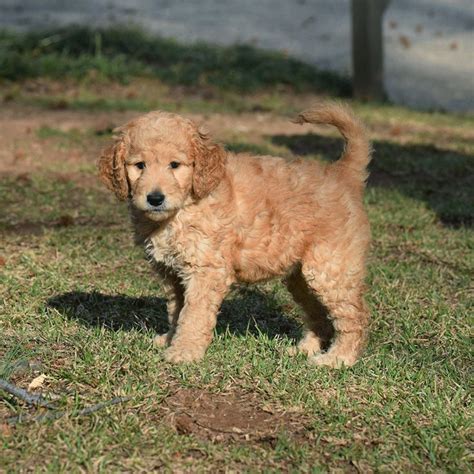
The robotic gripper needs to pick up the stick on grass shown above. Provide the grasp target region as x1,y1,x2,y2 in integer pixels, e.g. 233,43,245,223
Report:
0,378,54,408
4,396,132,425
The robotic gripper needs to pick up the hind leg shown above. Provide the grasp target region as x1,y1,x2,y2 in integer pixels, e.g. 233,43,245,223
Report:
285,266,334,356
301,247,369,368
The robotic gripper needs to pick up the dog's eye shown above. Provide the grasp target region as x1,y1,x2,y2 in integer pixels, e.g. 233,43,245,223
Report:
169,161,181,169
135,162,146,170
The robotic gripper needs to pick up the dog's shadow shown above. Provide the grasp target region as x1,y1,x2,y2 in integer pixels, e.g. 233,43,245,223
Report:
47,287,301,341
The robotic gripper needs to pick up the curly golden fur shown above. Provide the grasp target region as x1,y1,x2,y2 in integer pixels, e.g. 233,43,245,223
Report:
98,102,372,367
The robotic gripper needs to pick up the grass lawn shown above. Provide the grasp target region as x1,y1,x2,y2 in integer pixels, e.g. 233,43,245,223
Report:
0,28,473,472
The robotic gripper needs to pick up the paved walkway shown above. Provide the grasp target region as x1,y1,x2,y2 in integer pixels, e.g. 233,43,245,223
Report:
1,0,473,112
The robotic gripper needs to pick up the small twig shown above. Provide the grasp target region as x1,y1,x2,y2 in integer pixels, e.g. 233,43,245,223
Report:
0,378,55,408
5,396,132,425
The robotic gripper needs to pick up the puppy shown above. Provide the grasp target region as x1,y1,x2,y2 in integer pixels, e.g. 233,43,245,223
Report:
98,102,371,367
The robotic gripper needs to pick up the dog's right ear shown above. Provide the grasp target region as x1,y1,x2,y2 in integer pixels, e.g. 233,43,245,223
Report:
98,137,129,201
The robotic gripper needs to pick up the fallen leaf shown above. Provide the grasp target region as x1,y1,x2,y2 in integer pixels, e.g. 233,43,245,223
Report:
399,35,411,49
28,374,47,390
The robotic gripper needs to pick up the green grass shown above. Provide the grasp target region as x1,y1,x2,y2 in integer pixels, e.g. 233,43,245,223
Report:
0,26,351,96
0,67,473,471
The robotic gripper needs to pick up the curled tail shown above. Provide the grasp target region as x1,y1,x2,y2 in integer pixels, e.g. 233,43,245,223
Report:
294,102,371,183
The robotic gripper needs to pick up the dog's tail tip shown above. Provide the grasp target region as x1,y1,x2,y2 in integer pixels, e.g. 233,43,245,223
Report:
294,101,362,132
293,101,371,177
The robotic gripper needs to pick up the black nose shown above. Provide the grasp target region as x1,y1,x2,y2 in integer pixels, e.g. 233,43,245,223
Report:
147,192,165,207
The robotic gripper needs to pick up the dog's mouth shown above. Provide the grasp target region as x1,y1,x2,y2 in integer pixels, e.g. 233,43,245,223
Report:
147,205,166,213
144,205,176,221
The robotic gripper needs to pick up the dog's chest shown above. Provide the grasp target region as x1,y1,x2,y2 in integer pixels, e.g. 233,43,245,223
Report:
144,225,184,271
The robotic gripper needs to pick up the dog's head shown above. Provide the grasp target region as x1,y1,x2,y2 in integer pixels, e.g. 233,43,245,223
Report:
98,111,226,221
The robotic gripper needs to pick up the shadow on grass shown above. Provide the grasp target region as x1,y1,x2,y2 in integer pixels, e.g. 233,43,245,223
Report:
47,287,301,341
271,133,474,228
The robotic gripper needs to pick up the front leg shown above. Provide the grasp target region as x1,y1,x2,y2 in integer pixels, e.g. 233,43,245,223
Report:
164,269,230,363
153,274,184,348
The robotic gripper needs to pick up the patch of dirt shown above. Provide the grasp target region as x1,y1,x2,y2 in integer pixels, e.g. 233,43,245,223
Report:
0,106,129,176
160,388,312,444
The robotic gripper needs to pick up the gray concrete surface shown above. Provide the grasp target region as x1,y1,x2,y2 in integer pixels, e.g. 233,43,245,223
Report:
1,0,473,112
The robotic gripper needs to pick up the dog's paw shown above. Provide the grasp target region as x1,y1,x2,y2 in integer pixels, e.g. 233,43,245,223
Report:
288,334,323,357
308,352,356,368
286,346,300,356
164,345,206,363
153,333,170,348
288,344,322,357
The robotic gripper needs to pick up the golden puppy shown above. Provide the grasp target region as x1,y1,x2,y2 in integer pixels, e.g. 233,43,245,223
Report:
98,102,371,367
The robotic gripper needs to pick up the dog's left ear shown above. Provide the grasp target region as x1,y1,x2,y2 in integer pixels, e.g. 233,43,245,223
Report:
192,130,226,200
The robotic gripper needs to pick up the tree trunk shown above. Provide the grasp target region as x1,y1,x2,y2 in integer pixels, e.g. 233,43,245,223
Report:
352,0,390,101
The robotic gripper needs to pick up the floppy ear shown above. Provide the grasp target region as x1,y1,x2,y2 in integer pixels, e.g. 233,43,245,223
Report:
98,137,129,201
192,131,226,200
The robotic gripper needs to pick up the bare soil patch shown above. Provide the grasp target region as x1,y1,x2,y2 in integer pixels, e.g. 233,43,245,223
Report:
161,388,312,444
